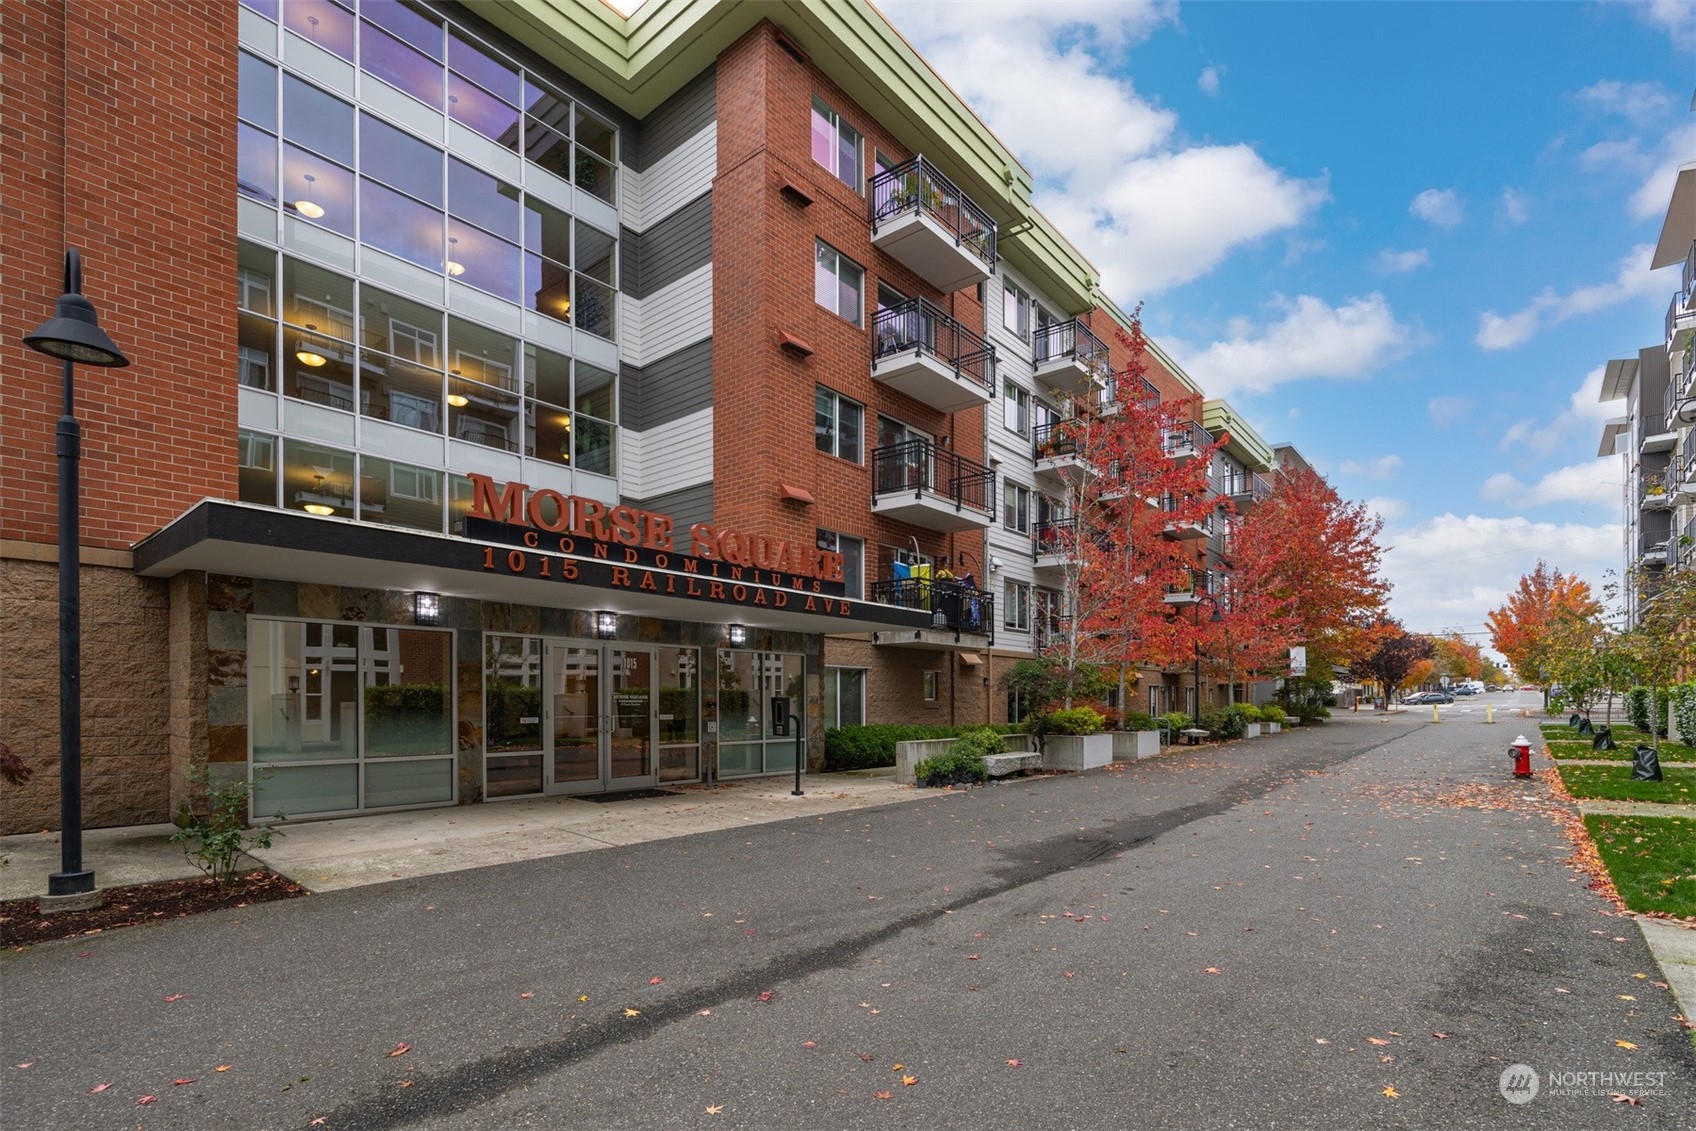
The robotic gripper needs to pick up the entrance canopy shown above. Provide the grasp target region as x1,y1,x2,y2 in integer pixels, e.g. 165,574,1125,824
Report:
135,501,934,637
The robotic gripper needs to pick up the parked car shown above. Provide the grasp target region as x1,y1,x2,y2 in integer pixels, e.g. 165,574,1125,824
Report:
1402,691,1454,704
1452,686,1476,696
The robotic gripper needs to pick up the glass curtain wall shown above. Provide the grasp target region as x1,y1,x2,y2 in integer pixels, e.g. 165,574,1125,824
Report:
717,651,804,777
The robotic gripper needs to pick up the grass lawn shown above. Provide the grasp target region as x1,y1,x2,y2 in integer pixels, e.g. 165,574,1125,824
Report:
1545,736,1696,763
1557,763,1696,805
1582,814,1696,919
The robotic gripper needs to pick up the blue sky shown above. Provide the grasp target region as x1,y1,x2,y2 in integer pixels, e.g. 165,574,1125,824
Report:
878,0,1695,651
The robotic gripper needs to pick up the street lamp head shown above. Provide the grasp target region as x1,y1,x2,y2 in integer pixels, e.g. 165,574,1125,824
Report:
1677,398,1696,426
24,249,129,367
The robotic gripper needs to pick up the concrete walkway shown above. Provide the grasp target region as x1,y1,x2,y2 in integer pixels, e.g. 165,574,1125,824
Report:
1572,798,1696,819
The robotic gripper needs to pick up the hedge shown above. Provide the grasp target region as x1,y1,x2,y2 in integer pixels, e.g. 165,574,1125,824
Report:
824,723,1025,771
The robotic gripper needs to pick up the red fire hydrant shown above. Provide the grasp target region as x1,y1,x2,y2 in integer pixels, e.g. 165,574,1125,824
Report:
1511,735,1533,779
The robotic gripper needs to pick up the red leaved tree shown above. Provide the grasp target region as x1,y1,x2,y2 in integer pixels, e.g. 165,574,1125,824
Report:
1486,561,1603,693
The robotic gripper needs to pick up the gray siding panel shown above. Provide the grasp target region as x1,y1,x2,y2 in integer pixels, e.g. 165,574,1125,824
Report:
620,337,713,431
626,65,716,174
621,192,712,299
636,481,712,528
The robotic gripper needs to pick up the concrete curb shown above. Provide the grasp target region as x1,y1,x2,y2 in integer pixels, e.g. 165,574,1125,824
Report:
1636,917,1696,1028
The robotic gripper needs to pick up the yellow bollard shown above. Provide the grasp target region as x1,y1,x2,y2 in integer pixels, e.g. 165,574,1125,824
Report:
1485,704,1495,724
1432,704,1441,723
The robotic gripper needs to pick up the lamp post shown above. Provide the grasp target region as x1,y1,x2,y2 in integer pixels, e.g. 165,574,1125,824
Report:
23,248,131,902
1191,595,1223,731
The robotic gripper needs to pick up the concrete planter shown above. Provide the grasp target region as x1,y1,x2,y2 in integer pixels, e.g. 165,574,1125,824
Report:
1265,722,1281,734
1111,730,1161,761
1242,722,1262,738
1042,733,1113,771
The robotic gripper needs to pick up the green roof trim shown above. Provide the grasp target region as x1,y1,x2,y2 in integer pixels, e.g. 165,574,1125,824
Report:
1202,400,1274,471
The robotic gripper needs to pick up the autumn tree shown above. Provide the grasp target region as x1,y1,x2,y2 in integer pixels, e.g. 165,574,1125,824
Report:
1614,562,1696,746
1356,618,1435,704
1486,561,1603,699
1430,632,1484,684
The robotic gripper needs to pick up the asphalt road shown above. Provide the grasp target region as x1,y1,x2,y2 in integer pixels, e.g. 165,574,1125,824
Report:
4,704,1693,1130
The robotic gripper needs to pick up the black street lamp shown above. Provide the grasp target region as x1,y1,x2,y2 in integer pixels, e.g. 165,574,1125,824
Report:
24,248,130,902
1191,595,1223,730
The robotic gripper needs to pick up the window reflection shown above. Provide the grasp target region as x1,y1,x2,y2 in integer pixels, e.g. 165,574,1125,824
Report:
358,454,443,532
447,220,519,302
283,0,355,60
361,113,442,206
284,438,355,518
283,74,354,166
360,176,444,270
282,145,354,235
238,122,279,206
361,19,443,105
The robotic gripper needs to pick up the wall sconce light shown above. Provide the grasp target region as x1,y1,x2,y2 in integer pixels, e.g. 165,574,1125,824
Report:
287,674,300,693
727,623,748,648
595,610,618,639
414,592,441,625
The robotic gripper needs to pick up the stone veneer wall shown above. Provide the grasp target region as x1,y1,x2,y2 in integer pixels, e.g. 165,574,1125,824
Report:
0,560,172,835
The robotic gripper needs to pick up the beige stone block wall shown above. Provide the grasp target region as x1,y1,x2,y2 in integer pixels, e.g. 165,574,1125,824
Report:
0,559,172,834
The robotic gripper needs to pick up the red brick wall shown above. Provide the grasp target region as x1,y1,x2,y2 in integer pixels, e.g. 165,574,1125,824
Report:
1,0,238,552
711,22,988,586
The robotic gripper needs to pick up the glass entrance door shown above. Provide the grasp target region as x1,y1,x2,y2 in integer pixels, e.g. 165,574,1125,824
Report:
545,642,656,794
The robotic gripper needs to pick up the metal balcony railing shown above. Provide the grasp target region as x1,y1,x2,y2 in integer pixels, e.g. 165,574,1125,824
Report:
1667,290,1696,344
1163,421,1214,458
1033,420,1083,460
1033,516,1075,556
1165,566,1214,602
868,576,995,640
1032,319,1111,383
868,155,997,268
872,297,996,390
871,439,995,517
1640,469,1671,508
1683,239,1696,305
1219,470,1272,503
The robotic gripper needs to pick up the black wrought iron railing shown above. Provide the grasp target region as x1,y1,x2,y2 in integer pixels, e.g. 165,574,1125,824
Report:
1032,517,1075,557
1165,567,1213,601
1163,421,1214,458
871,439,995,517
1032,420,1082,461
872,298,995,390
868,576,995,640
1032,319,1111,384
1219,470,1272,503
1666,290,1695,344
868,155,997,268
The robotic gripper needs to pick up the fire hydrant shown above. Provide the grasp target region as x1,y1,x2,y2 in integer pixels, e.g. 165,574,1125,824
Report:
1511,735,1533,779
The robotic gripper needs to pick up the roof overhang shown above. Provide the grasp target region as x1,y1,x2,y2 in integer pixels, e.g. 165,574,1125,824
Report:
1201,399,1275,471
134,501,933,636
1598,417,1629,458
1651,164,1695,270
1600,357,1638,401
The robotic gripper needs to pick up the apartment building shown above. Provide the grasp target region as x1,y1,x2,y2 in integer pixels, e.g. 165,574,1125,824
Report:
1599,155,1696,622
2,0,1272,833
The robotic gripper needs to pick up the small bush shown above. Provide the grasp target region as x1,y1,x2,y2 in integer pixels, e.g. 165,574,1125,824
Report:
824,723,1023,771
1293,705,1330,723
1258,704,1286,724
1040,706,1107,736
1627,687,1652,733
914,747,989,788
1161,711,1194,735
1120,711,1159,732
1201,705,1250,739
1673,682,1696,745
951,727,1008,759
170,765,282,891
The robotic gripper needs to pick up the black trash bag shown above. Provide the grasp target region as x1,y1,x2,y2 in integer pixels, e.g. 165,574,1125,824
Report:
1576,717,1594,735
1631,744,1663,782
1569,713,1583,728
1592,726,1615,752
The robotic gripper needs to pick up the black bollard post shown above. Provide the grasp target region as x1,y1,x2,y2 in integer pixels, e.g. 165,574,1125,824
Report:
791,712,804,797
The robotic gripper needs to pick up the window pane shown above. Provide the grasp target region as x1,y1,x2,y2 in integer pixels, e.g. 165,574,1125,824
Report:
282,144,354,235
837,123,859,190
524,117,572,180
718,650,761,743
574,106,616,161
523,196,571,264
238,122,279,207
576,224,616,285
364,627,452,755
282,0,354,60
360,19,443,106
815,387,834,455
238,312,277,390
449,158,520,241
237,429,277,505
359,284,441,363
523,252,572,322
810,102,834,171
283,438,355,518
838,397,861,461
283,74,354,166
452,376,521,452
448,71,521,147
575,152,615,203
362,353,443,433
574,361,616,421
448,317,519,391
574,415,614,476
361,112,442,206
239,52,277,131
449,31,520,106
525,343,570,407
362,0,442,59
574,275,615,340
358,454,443,531
360,176,444,270
525,399,572,467
838,263,861,326
447,220,520,302
282,258,354,340
814,244,836,311
242,0,278,20
842,669,865,727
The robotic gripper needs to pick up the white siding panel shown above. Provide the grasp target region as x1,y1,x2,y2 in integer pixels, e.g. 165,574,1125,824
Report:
619,264,712,368
619,407,712,499
621,123,717,233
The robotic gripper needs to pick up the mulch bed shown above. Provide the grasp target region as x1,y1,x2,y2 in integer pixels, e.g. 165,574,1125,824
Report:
1,871,308,950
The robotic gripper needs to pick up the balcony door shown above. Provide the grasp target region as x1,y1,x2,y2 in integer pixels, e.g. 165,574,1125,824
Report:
546,642,657,794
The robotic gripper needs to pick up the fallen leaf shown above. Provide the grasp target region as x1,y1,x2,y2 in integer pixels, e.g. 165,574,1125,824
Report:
15,1062,35,1070
1555,988,1571,994
520,992,535,1000
387,1042,412,1057
1609,1092,1640,1106
215,1065,233,1072
902,1075,918,1086
163,994,186,1003
802,1041,818,1049
89,1083,111,1093
578,995,589,1003
697,1009,711,1016
137,1095,159,1106
398,1080,414,1088
1315,1039,1330,1045
1204,967,1221,975
1063,971,1076,979
1382,1086,1399,1099
648,977,664,986
859,1053,874,1062
967,954,980,961
1367,1038,1390,1047
874,1090,893,1101
1386,1030,1403,1037
1430,1032,1449,1040
173,1077,197,1086
311,1120,328,1127
1006,1059,1022,1067
706,1104,724,1115
1618,995,1636,1001
891,1064,904,1072
757,990,774,1002
1615,1040,1638,1050
623,1008,641,1018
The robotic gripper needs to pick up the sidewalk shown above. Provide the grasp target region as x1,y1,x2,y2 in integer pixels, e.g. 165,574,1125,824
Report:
1,769,936,900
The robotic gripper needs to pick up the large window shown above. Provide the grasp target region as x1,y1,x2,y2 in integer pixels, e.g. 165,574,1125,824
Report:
1003,281,1031,340
810,97,862,191
484,634,544,798
824,667,866,729
817,529,865,600
1003,379,1030,436
717,650,804,778
815,241,864,326
815,387,863,463
1003,580,1030,632
1003,482,1030,534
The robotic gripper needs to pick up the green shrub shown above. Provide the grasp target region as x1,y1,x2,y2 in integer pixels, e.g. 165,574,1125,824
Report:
1041,706,1107,736
1120,711,1159,732
1258,704,1286,724
1651,686,1671,738
1201,705,1250,739
1293,705,1330,723
823,723,1024,771
1161,711,1193,735
1627,687,1652,732
914,746,989,787
170,765,282,891
951,727,1008,759
1674,682,1696,745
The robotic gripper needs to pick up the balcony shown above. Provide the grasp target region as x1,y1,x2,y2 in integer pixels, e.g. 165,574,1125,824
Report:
1096,373,1159,416
1032,517,1079,575
1163,421,1213,463
871,298,996,413
1677,451,1696,504
1163,567,1213,605
1220,470,1272,514
1032,319,1111,400
1641,470,1674,511
868,156,997,293
1666,289,1696,346
1032,420,1094,489
871,439,995,531
1639,530,1669,568
1159,494,1211,541
1674,517,1696,572
868,576,994,646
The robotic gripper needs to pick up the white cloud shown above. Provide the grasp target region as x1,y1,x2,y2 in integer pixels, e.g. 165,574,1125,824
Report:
1635,0,1696,50
1576,79,1676,123
1475,243,1662,350
1380,513,1623,639
1478,459,1622,507
1497,365,1619,456
1375,247,1431,274
1628,122,1696,221
1364,496,1409,525
1427,396,1468,427
1339,455,1404,480
1500,187,1530,224
1169,293,1414,397
1198,65,1222,96
1410,188,1464,230
1579,137,1644,173
876,1,1327,300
